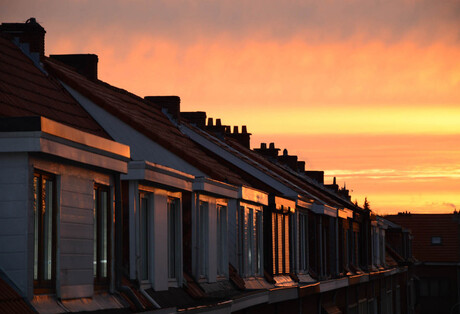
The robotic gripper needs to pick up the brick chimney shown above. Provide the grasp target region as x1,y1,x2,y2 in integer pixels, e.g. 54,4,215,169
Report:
277,149,299,172
254,142,280,159
181,111,207,129
305,171,324,185
50,54,98,80
144,96,181,120
297,161,306,173
206,117,227,135
0,17,46,57
226,125,251,149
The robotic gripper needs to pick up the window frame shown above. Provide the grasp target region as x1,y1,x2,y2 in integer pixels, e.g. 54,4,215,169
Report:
139,192,151,283
272,211,291,275
33,171,57,294
238,203,263,277
167,196,181,283
216,203,228,278
93,184,111,289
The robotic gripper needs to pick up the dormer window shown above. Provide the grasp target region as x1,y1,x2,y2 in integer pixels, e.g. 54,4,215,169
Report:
431,236,442,245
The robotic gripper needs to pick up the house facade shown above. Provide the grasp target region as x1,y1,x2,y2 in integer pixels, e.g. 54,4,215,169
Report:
0,18,414,313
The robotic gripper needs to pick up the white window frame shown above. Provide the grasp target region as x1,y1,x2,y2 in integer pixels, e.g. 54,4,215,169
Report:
298,212,309,273
216,202,228,279
167,196,181,284
238,202,263,277
198,200,209,280
139,191,153,285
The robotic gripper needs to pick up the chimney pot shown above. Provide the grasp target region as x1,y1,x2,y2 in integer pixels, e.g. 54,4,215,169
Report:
233,126,238,134
0,17,46,57
216,119,222,127
242,125,248,134
269,142,275,149
261,143,267,149
283,149,288,156
208,118,213,126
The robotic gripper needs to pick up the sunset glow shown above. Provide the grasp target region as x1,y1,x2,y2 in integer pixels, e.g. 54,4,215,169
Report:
2,0,459,214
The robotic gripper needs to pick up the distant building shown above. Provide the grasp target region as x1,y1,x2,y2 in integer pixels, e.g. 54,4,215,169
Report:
386,213,460,314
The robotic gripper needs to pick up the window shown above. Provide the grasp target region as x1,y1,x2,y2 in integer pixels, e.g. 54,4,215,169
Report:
299,213,308,272
248,208,254,273
198,201,209,278
33,172,56,292
217,204,227,277
94,185,110,287
431,236,442,245
272,212,291,275
238,204,263,277
255,211,263,275
140,194,149,281
168,197,180,280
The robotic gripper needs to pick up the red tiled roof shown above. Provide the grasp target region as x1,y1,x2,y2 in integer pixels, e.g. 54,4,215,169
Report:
386,214,460,262
44,58,249,186
0,276,35,313
0,35,110,139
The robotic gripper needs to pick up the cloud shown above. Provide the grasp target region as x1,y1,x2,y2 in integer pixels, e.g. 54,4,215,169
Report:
2,0,460,44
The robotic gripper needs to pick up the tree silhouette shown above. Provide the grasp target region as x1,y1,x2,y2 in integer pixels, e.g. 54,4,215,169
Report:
363,197,370,210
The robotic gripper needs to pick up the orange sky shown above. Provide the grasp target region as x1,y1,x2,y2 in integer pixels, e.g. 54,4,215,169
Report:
2,0,460,214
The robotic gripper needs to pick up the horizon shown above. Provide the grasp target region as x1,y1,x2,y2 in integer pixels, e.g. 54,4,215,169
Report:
2,1,459,215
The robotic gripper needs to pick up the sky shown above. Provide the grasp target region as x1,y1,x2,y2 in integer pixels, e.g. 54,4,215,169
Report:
2,0,460,214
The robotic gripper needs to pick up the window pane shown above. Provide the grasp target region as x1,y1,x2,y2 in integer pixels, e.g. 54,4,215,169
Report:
217,205,226,276
93,190,98,277
247,208,254,275
168,198,177,279
43,179,53,280
94,186,110,284
101,191,108,278
33,173,55,290
198,201,208,278
33,176,38,281
255,211,262,275
141,197,149,280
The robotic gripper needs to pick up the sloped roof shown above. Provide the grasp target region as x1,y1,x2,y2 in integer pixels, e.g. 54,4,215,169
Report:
0,35,110,139
44,58,249,186
0,271,35,313
226,137,358,209
183,122,352,209
386,214,460,262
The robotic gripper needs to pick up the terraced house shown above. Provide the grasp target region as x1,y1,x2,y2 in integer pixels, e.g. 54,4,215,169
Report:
0,18,416,313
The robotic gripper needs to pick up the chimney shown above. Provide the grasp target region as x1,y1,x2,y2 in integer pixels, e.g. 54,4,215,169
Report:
277,149,299,171
297,161,306,173
305,171,324,185
254,142,280,158
144,96,181,120
325,176,339,192
181,111,207,129
50,54,98,80
0,17,46,57
226,125,251,149
206,117,227,135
